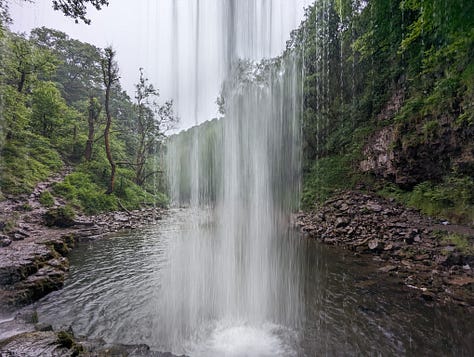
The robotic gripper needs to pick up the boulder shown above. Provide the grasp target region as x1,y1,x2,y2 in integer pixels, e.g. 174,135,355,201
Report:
43,207,76,228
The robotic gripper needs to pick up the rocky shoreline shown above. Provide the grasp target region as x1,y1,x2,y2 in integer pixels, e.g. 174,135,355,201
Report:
296,190,474,309
0,205,167,310
0,206,175,356
0,168,177,356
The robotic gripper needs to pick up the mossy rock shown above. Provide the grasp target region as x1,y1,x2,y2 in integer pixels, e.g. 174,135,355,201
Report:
57,330,84,356
43,206,76,228
57,331,74,349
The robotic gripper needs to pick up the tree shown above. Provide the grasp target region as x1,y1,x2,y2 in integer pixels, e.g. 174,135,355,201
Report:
5,33,57,94
84,96,101,161
133,68,177,186
5,1,108,24
30,81,67,139
1,86,30,140
30,27,103,104
0,0,11,25
101,46,119,194
51,0,109,24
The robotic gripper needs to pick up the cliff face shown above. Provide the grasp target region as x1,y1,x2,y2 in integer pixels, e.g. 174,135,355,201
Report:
360,92,474,187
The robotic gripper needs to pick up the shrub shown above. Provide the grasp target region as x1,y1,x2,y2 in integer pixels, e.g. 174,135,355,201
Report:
39,191,55,207
379,175,474,225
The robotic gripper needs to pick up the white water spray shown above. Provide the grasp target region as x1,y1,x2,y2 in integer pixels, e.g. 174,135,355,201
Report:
162,1,309,354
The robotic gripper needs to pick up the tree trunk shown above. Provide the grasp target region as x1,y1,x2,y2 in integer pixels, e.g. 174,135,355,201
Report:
84,97,95,161
17,71,26,93
102,48,118,195
104,116,116,194
134,132,146,185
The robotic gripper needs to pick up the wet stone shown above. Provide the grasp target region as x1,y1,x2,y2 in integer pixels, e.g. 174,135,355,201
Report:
113,214,130,222
366,202,382,212
11,233,25,241
0,235,12,247
368,239,380,250
378,265,397,273
335,217,349,228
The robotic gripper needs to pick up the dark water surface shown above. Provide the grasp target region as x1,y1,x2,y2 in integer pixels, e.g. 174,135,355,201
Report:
35,209,473,356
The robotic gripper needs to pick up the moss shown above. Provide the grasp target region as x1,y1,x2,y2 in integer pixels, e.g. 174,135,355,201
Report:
57,331,74,349
422,120,439,141
2,217,17,234
56,330,84,356
18,203,33,211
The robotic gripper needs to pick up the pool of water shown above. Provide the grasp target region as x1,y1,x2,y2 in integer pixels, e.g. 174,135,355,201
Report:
35,209,473,356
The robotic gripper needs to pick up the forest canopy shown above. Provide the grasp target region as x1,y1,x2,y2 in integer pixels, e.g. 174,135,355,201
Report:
0,23,176,213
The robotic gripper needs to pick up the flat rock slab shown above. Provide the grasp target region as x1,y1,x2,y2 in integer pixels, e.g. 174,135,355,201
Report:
0,331,74,356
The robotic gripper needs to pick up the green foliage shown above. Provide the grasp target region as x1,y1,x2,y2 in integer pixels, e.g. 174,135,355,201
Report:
290,0,474,210
3,32,57,93
0,133,63,195
53,171,118,214
56,331,74,349
2,217,17,234
422,120,439,141
301,155,352,209
39,191,55,207
408,176,474,224
52,0,109,24
53,166,168,215
31,81,68,138
439,232,474,256
379,175,474,225
30,27,103,103
0,25,170,215
0,86,30,139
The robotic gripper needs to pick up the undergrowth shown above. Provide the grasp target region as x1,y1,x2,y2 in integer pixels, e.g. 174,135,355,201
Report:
0,133,63,196
53,165,168,215
378,175,474,225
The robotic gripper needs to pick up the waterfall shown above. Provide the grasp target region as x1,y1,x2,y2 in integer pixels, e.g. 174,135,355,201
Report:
161,1,308,354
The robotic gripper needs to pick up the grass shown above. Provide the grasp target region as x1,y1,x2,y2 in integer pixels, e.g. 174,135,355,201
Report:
437,231,474,256
53,165,168,215
39,191,55,207
0,133,63,196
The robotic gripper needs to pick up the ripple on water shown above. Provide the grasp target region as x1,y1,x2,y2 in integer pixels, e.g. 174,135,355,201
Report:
34,210,474,356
